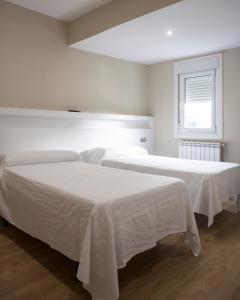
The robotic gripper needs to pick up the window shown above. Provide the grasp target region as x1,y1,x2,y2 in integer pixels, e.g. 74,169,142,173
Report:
175,54,222,140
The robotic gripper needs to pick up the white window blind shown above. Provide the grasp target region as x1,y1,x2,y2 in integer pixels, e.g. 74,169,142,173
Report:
185,73,213,104
181,70,215,130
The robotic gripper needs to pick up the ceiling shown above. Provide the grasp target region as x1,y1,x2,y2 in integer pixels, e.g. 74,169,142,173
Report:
4,0,112,21
72,0,240,64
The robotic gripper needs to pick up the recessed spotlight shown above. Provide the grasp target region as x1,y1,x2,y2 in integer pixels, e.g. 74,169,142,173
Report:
166,29,173,37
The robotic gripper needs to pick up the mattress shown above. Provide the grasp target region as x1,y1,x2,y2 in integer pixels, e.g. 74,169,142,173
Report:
0,161,200,300
103,155,240,226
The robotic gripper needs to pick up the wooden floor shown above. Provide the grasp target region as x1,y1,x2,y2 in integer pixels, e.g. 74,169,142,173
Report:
1,208,240,300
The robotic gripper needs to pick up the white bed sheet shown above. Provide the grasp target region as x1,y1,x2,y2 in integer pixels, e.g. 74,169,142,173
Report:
103,155,240,226
0,161,200,300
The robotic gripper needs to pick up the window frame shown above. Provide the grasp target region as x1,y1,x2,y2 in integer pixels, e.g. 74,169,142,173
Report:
174,54,222,140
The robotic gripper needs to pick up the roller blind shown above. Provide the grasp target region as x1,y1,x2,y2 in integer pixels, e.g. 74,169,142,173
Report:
185,73,214,103
179,70,215,130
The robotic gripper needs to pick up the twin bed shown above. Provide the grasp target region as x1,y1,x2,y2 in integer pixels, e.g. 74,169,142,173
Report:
0,150,200,300
79,146,240,227
0,146,239,300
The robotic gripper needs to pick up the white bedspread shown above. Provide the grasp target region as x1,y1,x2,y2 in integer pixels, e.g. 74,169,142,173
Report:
103,155,240,226
0,161,200,300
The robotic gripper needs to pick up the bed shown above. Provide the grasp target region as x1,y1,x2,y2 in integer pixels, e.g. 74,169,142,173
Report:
0,150,200,300
79,146,240,227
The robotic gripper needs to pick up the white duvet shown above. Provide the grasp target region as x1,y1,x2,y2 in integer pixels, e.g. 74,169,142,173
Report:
0,161,200,300
103,155,240,226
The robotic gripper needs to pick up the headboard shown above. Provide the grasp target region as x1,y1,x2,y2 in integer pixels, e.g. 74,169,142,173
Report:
0,107,154,154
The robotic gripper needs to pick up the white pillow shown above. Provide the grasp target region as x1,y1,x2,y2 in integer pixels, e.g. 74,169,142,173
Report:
79,146,148,165
4,150,78,167
79,148,106,165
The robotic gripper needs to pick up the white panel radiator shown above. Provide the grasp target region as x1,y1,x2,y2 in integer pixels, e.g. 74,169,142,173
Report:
178,141,223,162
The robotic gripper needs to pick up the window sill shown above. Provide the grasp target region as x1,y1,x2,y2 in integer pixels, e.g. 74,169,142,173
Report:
175,131,223,141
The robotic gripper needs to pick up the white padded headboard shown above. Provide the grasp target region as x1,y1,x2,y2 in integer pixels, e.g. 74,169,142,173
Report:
0,108,154,154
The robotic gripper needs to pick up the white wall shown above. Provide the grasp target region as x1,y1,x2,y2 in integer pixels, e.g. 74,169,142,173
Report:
148,61,178,158
0,1,148,116
148,48,240,163
222,48,240,163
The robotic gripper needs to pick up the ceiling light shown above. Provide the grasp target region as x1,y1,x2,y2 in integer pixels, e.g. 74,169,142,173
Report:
166,29,173,37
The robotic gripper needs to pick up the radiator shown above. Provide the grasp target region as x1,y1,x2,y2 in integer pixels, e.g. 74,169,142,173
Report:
178,141,222,162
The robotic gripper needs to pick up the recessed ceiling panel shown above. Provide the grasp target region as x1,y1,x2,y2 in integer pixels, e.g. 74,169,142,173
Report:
71,0,240,64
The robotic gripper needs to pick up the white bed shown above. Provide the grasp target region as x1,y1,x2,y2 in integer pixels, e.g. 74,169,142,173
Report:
0,151,200,300
79,146,240,227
